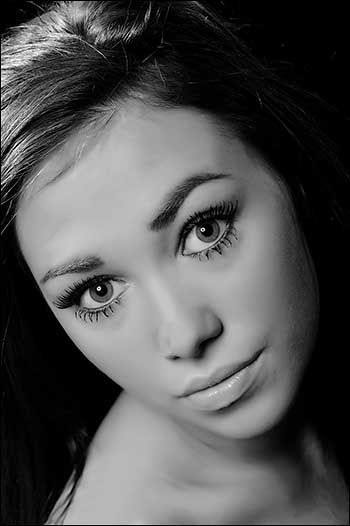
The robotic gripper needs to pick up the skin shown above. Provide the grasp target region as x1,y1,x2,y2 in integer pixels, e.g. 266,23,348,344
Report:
16,101,346,524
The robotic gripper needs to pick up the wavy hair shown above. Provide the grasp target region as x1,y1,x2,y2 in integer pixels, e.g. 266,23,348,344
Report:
1,1,349,523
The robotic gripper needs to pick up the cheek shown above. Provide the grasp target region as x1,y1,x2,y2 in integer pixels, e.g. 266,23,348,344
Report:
54,313,163,399
52,314,135,384
219,197,319,358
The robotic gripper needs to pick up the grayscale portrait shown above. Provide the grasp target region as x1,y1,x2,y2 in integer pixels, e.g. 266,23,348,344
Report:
1,1,349,524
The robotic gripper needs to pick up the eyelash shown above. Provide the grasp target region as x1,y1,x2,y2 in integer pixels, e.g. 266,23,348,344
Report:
53,274,124,323
53,199,239,323
178,199,238,261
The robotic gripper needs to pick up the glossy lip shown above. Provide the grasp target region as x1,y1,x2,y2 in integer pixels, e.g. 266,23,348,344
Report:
178,349,264,398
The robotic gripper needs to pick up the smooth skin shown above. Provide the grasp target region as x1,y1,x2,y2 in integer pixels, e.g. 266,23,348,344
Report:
16,101,348,524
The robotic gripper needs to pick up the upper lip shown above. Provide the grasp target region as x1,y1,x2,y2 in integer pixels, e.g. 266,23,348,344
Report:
178,349,263,398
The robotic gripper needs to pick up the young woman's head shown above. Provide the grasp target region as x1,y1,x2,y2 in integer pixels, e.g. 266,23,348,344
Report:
1,1,348,523
15,100,321,439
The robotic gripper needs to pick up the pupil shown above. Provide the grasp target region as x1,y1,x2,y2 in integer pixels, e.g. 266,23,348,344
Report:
200,224,213,236
196,221,219,242
95,284,106,296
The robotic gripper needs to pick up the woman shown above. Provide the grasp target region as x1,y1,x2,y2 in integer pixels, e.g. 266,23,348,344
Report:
1,1,349,524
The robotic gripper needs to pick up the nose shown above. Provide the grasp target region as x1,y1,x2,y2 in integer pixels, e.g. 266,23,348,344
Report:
155,289,223,361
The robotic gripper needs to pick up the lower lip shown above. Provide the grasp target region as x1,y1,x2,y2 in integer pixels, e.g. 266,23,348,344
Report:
183,353,262,412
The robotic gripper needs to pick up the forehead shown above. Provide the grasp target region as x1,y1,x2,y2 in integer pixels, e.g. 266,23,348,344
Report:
15,101,267,281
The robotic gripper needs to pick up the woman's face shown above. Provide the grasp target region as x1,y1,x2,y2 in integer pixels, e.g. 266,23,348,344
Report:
16,102,319,441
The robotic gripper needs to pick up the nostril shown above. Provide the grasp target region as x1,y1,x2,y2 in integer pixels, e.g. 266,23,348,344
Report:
157,310,223,361
167,354,180,361
196,324,224,358
169,320,224,361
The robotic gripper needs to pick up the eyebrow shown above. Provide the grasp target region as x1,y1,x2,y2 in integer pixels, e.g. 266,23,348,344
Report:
40,171,231,284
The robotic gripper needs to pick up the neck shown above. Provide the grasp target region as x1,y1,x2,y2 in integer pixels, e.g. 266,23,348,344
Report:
154,399,312,485
100,392,323,523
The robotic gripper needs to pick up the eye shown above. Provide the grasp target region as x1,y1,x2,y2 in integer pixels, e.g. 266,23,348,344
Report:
182,219,228,255
53,275,129,324
79,279,124,310
178,200,238,261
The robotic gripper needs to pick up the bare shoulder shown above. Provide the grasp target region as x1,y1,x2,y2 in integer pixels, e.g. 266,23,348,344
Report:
58,453,171,524
61,484,174,526
59,460,182,525
50,396,163,524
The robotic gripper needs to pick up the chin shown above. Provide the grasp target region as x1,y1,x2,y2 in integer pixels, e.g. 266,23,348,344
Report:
196,373,303,442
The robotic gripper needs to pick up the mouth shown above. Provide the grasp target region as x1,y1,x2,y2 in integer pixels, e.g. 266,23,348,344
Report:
178,349,263,398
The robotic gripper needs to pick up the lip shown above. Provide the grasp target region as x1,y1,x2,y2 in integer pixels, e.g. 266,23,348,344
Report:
178,349,263,398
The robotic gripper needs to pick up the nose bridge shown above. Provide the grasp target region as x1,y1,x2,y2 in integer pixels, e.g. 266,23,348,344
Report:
146,272,223,360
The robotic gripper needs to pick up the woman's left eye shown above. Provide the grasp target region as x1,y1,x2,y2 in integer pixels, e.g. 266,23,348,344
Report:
179,200,238,261
182,218,231,256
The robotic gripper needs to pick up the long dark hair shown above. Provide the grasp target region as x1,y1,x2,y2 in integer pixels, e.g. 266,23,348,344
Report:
1,1,349,523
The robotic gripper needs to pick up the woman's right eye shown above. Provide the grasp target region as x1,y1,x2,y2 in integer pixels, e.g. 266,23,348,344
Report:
79,280,125,310
53,276,130,324
75,282,127,323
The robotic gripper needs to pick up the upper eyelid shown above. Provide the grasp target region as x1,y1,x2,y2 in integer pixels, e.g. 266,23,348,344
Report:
180,200,237,232
148,172,233,233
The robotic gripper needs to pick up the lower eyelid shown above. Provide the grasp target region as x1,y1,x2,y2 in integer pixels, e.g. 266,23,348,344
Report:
75,297,121,323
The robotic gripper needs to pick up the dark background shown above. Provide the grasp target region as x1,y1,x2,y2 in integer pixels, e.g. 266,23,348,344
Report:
1,0,349,159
